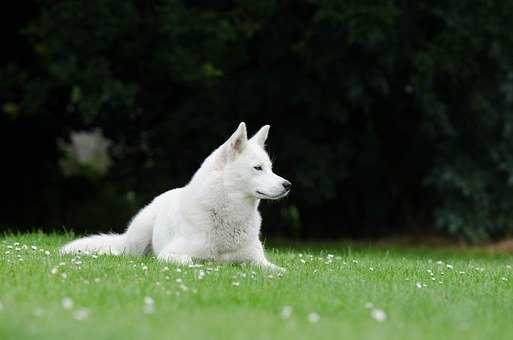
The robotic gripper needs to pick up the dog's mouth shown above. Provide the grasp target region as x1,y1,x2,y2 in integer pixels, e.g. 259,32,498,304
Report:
256,190,290,200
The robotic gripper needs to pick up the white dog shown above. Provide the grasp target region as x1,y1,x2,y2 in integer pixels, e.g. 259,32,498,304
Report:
61,122,291,271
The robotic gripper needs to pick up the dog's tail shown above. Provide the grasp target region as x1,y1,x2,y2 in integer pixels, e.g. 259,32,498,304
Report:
60,233,128,255
61,202,156,256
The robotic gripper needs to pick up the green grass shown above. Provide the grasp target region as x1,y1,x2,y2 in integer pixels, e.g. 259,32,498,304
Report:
1,233,513,340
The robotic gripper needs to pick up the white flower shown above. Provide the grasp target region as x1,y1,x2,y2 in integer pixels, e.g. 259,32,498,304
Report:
33,308,45,317
73,308,90,321
62,297,74,310
59,129,112,177
50,267,59,275
308,312,320,323
232,281,240,287
446,264,454,270
371,308,387,322
416,282,423,289
281,306,293,319
143,297,155,314
45,251,51,256
31,245,38,250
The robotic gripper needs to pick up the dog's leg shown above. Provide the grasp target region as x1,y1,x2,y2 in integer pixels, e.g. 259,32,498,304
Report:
156,239,200,266
222,241,285,273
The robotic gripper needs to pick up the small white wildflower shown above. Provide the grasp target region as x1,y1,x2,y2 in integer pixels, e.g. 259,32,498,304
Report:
281,306,293,319
371,308,387,322
33,308,44,317
61,273,68,279
31,245,38,250
45,251,51,256
436,260,444,265
446,264,454,270
73,308,89,320
501,277,508,281
50,267,59,275
416,282,423,289
161,266,169,272
143,297,155,314
176,268,182,273
369,267,374,271
232,281,240,287
300,259,306,264
59,262,66,266
308,312,320,323
61,297,74,310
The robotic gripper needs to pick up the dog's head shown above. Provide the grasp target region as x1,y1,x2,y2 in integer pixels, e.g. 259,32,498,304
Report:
220,122,291,200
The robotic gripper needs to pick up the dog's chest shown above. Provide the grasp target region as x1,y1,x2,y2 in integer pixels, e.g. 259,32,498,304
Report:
207,208,258,253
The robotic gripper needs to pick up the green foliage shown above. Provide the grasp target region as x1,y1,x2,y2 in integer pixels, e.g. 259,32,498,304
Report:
3,0,513,241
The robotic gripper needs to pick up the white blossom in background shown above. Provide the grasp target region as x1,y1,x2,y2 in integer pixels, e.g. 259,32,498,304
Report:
281,306,293,319
371,308,387,322
59,129,112,177
143,296,155,314
308,312,320,323
73,308,90,321
62,297,74,310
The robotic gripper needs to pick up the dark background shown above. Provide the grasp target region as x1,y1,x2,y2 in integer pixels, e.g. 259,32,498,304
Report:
3,0,513,242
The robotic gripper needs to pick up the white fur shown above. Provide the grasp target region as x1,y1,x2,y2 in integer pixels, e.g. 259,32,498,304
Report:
61,123,291,271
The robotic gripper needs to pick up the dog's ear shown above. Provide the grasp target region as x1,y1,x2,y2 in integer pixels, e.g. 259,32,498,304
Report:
250,125,270,148
225,122,248,160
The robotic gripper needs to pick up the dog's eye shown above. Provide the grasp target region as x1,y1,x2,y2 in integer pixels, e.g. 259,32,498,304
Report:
253,165,263,171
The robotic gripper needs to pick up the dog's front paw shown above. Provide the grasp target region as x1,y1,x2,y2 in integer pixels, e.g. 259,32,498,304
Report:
261,262,287,274
157,253,193,266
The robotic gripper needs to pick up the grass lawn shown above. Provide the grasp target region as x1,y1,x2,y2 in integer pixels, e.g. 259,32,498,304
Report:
1,233,512,340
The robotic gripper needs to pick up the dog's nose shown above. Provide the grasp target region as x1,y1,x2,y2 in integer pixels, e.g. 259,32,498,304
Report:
282,180,292,190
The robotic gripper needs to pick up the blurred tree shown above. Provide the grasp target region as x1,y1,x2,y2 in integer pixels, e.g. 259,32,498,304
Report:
2,0,513,242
